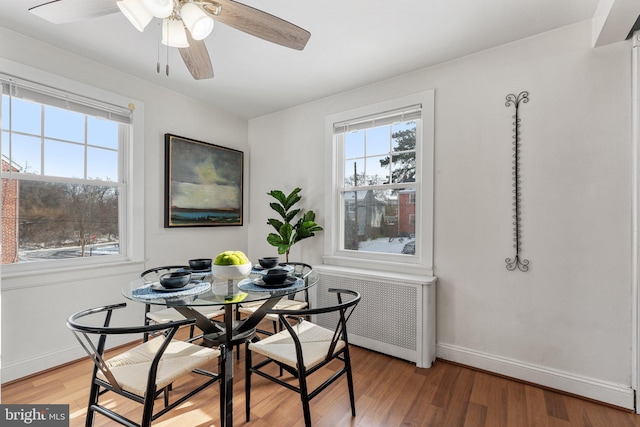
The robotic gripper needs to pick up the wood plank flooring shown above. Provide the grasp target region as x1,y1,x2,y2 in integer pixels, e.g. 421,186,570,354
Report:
3,327,640,427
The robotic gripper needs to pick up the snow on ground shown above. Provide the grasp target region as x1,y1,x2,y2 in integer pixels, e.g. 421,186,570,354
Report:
358,237,413,254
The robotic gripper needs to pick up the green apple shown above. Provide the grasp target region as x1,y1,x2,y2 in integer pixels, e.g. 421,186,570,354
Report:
214,250,249,265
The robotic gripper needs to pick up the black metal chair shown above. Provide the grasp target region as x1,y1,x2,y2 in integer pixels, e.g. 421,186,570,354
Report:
238,262,313,335
67,302,221,427
244,288,361,427
141,265,225,342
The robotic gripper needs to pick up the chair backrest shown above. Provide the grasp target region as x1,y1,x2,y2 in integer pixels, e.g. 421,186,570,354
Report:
268,288,361,364
279,262,313,306
280,262,313,282
66,302,195,392
140,265,190,281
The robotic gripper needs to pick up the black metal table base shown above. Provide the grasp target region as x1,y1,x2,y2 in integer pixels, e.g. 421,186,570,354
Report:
172,295,282,427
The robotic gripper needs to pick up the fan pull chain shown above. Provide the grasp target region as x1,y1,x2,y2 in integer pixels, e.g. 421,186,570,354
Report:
156,21,161,74
166,42,170,76
165,19,170,76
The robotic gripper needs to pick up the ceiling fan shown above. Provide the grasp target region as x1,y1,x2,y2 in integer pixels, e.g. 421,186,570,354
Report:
28,0,311,80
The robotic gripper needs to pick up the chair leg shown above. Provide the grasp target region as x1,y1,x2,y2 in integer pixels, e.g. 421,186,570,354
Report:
143,304,151,342
141,392,155,427
245,342,252,422
345,349,356,416
236,310,242,360
219,345,226,427
85,381,101,427
298,370,312,427
163,385,170,407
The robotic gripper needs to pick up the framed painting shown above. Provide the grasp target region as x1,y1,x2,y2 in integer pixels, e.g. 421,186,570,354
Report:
164,134,243,227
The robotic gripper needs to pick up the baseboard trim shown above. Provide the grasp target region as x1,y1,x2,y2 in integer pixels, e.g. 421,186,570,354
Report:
437,342,634,410
1,335,133,384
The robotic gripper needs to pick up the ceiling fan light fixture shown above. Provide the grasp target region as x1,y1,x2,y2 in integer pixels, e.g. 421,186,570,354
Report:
117,0,153,31
141,0,173,18
162,18,190,48
181,3,214,40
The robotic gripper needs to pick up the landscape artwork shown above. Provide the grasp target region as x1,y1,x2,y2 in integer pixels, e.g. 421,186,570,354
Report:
164,134,243,227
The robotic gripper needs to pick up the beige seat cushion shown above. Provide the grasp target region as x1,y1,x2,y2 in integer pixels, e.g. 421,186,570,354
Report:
248,321,344,370
238,298,308,322
96,337,220,396
146,306,224,324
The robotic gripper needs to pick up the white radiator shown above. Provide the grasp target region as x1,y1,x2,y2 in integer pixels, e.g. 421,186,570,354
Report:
313,265,436,368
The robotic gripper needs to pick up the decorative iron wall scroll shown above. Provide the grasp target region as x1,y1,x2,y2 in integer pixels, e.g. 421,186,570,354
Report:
505,91,530,272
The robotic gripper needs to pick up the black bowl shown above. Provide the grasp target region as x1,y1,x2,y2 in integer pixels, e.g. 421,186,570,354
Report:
189,258,212,271
258,257,279,268
262,267,288,285
159,271,192,289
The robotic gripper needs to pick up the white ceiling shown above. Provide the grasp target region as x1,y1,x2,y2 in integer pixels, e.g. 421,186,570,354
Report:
0,0,601,119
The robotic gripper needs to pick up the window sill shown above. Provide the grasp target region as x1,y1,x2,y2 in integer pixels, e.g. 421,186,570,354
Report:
1,259,145,290
322,255,433,277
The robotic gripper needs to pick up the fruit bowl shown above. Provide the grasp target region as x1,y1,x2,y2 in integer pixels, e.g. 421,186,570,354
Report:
212,262,253,280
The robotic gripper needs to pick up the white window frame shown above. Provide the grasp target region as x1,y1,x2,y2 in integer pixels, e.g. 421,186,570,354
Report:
324,90,434,275
0,59,145,277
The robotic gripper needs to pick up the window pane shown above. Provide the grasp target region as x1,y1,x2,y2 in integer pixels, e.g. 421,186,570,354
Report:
391,121,416,151
8,97,41,135
345,130,364,158
391,120,416,183
344,158,364,186
365,155,389,185
1,178,120,264
4,133,42,174
44,105,84,143
87,146,118,181
88,117,118,149
365,126,389,156
44,139,84,178
342,187,416,256
391,151,416,183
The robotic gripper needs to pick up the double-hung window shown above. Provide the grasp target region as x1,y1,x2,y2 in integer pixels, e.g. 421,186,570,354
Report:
0,73,136,269
325,90,434,274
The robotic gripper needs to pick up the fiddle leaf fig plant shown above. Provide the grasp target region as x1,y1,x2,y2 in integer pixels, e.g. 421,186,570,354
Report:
266,187,323,262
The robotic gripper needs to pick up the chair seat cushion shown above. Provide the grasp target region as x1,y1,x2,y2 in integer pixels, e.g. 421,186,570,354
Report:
97,337,220,396
238,298,308,321
248,321,345,370
146,306,224,323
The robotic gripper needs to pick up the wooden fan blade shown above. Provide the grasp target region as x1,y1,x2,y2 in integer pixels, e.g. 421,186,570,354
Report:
179,33,214,80
202,0,310,51
29,0,119,24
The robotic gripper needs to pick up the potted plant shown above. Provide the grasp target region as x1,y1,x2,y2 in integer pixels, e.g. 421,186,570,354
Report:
266,187,323,262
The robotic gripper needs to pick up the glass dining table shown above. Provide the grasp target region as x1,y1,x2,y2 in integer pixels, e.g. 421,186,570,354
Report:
121,266,317,427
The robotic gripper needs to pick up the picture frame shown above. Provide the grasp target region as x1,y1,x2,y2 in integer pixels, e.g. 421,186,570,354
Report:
164,134,243,227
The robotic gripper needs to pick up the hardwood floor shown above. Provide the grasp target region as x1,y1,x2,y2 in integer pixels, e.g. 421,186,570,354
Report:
3,327,640,427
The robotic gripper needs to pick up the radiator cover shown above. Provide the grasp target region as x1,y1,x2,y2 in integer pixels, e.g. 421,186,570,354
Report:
314,265,436,368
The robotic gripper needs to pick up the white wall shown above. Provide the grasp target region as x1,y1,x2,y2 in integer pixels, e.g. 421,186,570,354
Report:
0,27,249,382
247,21,635,407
